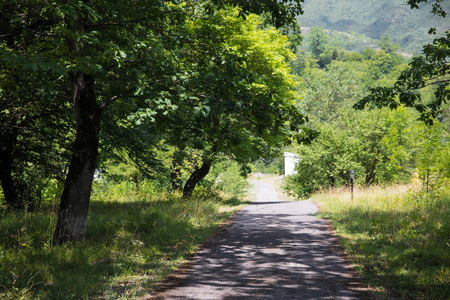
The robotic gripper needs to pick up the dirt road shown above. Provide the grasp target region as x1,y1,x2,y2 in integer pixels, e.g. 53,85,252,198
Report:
152,180,369,299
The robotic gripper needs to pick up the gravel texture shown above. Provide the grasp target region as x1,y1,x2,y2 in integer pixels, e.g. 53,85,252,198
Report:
152,180,371,299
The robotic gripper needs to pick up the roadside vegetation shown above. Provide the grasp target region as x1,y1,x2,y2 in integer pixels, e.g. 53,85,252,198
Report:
283,9,449,298
313,181,449,299
0,163,250,299
1,1,448,299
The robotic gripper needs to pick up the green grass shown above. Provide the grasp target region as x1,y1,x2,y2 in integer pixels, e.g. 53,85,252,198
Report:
0,182,247,299
313,183,450,299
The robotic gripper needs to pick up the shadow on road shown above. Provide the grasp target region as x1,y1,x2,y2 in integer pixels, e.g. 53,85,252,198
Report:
153,181,371,299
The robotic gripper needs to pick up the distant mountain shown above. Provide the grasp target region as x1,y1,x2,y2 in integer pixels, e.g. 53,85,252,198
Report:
297,0,449,54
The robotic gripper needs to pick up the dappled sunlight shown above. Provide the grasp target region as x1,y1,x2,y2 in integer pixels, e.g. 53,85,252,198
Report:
0,189,245,299
154,181,369,299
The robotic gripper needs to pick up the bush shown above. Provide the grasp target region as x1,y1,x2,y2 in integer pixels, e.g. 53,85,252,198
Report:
214,161,248,196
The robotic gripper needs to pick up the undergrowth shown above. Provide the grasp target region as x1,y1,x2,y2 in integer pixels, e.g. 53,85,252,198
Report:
313,182,449,299
0,181,248,299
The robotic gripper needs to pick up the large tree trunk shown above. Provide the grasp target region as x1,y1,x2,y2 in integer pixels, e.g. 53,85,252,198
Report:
53,72,100,244
53,12,101,244
0,131,23,210
54,73,100,244
182,158,212,199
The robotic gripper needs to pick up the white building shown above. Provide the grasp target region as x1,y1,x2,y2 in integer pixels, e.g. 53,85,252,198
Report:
284,152,300,177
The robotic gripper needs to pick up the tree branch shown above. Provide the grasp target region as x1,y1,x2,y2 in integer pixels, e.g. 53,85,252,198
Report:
100,87,137,110
402,78,450,91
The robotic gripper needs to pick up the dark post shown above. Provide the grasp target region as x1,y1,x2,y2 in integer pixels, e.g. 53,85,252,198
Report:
349,170,355,201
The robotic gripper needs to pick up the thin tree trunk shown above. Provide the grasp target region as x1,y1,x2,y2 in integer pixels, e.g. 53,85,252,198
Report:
54,72,100,244
182,158,212,199
365,158,378,185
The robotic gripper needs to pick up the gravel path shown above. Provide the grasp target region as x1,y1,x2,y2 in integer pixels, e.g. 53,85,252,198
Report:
153,180,369,299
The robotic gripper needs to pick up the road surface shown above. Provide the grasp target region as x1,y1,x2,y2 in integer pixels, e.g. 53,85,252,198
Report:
152,180,370,299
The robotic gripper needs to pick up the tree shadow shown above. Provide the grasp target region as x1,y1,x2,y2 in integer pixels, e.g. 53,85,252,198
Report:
0,194,243,298
222,196,252,206
153,201,374,299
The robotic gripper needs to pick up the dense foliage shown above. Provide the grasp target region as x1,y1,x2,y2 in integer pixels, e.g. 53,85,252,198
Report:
284,21,449,198
355,0,449,124
0,0,448,298
0,0,313,244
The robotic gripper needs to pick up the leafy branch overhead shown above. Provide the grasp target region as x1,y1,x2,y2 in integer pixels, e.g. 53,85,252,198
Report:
0,0,309,242
211,0,304,28
354,0,449,124
407,0,447,17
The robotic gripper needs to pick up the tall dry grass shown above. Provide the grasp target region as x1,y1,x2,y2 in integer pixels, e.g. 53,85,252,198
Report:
313,182,449,299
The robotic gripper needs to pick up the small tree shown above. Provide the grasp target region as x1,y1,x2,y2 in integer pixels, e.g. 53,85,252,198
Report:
150,8,313,198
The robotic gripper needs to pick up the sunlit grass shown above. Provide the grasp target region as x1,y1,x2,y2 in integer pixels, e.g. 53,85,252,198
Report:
0,182,248,299
313,182,450,299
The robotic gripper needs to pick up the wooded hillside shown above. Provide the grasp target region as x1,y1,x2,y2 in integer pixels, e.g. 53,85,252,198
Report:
298,0,450,53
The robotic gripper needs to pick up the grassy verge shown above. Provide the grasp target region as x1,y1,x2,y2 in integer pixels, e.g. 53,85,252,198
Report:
313,183,449,299
0,182,248,299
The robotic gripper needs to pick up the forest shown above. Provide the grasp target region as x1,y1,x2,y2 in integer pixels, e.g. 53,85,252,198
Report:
0,0,448,298
298,0,450,53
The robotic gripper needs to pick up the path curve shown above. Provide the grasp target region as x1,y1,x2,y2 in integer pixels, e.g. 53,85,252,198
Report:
152,180,369,299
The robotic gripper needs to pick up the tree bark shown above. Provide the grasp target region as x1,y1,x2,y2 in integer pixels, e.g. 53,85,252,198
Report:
365,158,378,185
54,72,100,244
53,12,103,244
0,130,24,210
182,158,212,199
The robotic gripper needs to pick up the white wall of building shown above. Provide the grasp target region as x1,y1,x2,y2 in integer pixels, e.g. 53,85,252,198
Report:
284,152,300,177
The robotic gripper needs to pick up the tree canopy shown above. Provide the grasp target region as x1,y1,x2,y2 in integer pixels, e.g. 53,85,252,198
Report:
127,6,311,197
0,0,308,243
